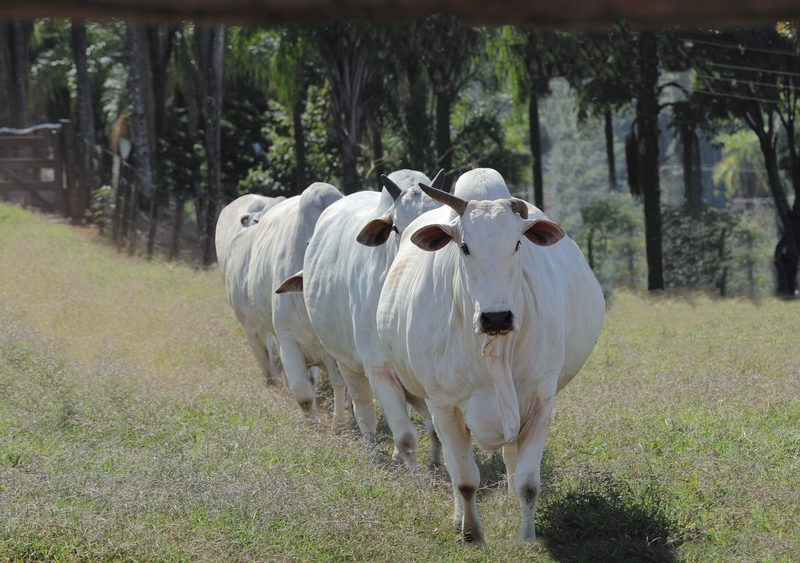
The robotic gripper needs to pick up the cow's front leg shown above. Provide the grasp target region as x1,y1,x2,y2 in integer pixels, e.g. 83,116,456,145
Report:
431,405,484,545
368,365,420,472
278,338,320,427
514,395,554,541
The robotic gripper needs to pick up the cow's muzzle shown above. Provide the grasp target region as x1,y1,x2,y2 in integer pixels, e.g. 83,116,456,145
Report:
479,311,514,334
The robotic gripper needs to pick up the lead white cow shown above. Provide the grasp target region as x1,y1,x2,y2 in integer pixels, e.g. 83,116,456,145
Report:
279,170,445,469
248,183,347,427
376,168,604,543
215,194,285,386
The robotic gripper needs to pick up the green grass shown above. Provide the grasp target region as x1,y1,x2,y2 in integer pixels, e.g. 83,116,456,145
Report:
1,202,799,562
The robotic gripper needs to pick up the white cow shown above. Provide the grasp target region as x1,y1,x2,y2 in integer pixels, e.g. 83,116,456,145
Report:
215,194,285,386
376,168,605,543
279,170,446,469
249,183,347,427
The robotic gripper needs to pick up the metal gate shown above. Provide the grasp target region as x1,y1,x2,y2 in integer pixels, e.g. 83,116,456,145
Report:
0,120,82,220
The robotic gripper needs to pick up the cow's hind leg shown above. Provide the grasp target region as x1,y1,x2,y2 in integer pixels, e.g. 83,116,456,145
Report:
245,331,283,388
407,395,443,474
278,338,320,427
338,365,378,450
431,405,484,545
324,358,348,433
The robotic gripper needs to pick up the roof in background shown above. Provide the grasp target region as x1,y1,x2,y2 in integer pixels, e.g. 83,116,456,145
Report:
0,0,796,29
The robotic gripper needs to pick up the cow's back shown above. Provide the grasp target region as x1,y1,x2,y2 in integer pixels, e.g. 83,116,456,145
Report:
304,191,398,373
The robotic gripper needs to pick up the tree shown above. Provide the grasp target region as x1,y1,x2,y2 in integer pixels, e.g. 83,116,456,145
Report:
682,26,800,295
271,26,316,194
388,19,434,173
418,15,479,191
71,21,97,220
573,23,668,290
314,21,387,194
493,27,576,209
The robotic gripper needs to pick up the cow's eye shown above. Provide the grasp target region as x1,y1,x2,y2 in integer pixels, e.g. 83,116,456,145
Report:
460,243,470,255
515,240,521,252
391,225,399,233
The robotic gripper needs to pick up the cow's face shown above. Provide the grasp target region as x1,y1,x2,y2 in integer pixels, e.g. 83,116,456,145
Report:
357,170,446,247
410,190,564,335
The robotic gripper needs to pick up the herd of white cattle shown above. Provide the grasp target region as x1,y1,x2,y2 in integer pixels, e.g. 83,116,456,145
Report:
214,167,605,544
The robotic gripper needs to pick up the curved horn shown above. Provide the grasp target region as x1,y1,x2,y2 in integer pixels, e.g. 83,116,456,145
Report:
419,183,468,217
430,168,447,191
509,198,529,219
380,174,402,201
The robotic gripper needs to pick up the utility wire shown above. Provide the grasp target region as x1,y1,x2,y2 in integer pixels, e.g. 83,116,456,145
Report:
677,36,800,59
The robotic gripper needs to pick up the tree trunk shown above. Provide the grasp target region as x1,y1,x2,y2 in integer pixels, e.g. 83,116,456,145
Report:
71,21,97,215
202,25,225,267
396,56,431,172
435,91,454,192
529,93,544,209
9,20,31,129
341,138,360,196
679,124,703,215
292,94,307,195
368,114,385,186
605,109,617,190
0,24,14,128
126,23,155,202
169,192,185,261
178,28,200,136
146,183,159,260
637,31,664,291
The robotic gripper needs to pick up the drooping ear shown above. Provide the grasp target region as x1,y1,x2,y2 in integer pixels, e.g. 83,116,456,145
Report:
523,219,565,247
276,271,304,294
356,215,393,246
410,223,456,252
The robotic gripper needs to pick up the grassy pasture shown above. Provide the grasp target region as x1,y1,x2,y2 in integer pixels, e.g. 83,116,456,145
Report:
0,202,798,562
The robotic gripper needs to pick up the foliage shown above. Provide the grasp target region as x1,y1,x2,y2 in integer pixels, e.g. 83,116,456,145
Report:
712,128,771,200
661,206,772,295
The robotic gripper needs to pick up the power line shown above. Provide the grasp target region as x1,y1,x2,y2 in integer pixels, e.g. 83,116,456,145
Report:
677,36,800,59
691,88,781,105
694,72,800,93
708,61,800,78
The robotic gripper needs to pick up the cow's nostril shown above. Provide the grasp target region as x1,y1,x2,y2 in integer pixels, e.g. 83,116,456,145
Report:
480,311,514,333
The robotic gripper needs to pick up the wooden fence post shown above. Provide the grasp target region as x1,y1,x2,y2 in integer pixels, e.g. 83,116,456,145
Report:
59,119,84,223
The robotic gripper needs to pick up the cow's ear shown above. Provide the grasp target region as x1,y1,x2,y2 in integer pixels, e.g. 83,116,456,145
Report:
410,224,455,252
357,217,393,247
523,219,565,247
276,271,303,294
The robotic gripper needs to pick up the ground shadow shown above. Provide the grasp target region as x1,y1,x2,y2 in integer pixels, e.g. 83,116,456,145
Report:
537,470,685,563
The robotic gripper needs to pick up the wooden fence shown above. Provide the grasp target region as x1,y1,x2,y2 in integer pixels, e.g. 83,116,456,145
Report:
0,120,85,222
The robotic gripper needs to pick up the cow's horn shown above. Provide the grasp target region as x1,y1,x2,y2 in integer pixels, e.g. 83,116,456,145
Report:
509,198,528,219
381,174,402,201
430,168,447,191
419,183,468,216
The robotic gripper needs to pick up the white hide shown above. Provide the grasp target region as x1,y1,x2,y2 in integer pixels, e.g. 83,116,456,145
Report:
299,170,443,468
215,194,285,386
376,168,605,543
247,183,347,426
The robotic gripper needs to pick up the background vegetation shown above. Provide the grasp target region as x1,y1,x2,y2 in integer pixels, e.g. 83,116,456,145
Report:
1,18,797,295
1,199,798,561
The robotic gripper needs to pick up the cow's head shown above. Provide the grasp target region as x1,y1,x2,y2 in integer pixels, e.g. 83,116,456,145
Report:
409,185,564,336
357,169,447,247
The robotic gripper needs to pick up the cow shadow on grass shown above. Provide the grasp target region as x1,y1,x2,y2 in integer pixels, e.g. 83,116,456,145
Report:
536,470,687,563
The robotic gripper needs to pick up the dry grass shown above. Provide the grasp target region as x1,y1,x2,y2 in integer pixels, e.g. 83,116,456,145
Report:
1,202,799,562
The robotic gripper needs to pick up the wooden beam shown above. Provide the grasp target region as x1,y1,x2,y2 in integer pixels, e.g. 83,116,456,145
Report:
0,0,796,29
